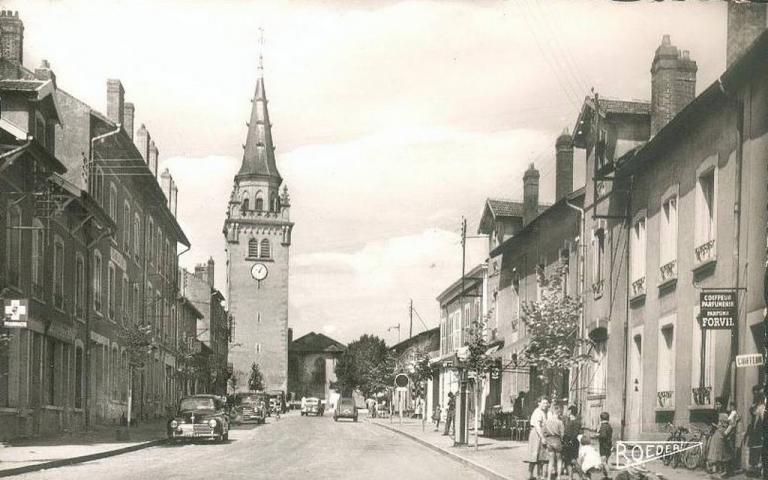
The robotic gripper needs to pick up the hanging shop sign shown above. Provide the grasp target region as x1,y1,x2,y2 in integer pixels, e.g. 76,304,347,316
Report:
736,354,764,368
3,299,28,328
699,291,737,330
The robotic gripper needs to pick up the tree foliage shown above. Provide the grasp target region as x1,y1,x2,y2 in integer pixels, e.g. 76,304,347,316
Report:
335,334,394,397
520,264,589,388
248,362,265,391
119,322,154,368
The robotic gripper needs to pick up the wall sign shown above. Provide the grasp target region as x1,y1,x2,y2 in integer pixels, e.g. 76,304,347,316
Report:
699,291,737,330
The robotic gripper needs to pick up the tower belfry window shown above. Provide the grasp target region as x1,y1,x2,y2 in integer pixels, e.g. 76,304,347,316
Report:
241,197,250,212
248,239,258,258
255,197,264,211
260,239,271,259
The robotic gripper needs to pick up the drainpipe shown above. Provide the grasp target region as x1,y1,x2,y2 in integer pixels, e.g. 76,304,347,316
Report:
565,199,585,410
620,175,633,442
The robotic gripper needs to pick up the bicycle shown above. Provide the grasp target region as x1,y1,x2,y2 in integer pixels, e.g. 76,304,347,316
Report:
682,424,715,471
661,423,688,468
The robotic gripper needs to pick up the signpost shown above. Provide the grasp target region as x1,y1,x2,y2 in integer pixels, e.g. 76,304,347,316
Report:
699,291,737,330
394,374,409,426
3,299,28,328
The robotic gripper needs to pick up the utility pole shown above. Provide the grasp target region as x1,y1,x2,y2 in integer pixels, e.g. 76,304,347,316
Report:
409,299,413,339
458,216,467,446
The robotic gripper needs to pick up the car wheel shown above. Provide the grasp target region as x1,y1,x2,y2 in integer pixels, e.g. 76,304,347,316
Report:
223,431,229,442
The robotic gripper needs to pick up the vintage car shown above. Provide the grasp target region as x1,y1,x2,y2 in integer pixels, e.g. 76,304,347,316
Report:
301,397,324,416
234,392,267,424
167,395,230,442
333,397,358,422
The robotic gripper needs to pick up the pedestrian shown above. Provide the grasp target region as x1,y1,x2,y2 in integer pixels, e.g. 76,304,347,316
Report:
443,392,456,436
433,403,442,431
575,434,602,480
544,403,564,480
527,396,550,480
562,405,582,480
597,412,612,480
746,390,765,477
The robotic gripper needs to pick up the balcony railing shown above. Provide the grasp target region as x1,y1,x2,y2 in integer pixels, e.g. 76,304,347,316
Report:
657,390,675,409
691,386,712,407
659,260,677,285
694,239,716,267
592,279,605,299
631,276,646,299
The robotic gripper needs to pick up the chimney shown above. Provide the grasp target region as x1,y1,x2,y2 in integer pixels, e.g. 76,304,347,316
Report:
650,35,697,136
206,257,215,289
135,124,150,162
727,2,767,68
194,263,206,283
160,168,172,206
523,163,540,226
555,128,573,202
34,59,55,86
148,140,159,177
123,102,135,140
106,79,125,126
0,11,24,65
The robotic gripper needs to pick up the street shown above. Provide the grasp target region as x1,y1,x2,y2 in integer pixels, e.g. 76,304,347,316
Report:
10,413,486,480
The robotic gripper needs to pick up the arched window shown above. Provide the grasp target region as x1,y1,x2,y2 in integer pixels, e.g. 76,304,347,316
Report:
260,239,271,259
255,197,264,211
241,192,250,212
248,238,259,258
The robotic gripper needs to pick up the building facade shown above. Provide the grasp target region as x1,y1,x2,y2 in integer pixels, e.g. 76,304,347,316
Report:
224,58,293,393
287,331,345,401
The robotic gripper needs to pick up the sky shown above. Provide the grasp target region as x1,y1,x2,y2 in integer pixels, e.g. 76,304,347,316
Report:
8,0,728,345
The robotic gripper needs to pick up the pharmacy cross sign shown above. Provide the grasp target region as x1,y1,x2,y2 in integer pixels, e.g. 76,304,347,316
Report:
3,299,28,328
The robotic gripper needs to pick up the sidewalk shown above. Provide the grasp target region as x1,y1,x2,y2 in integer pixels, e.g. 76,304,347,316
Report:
0,420,167,476
368,417,753,480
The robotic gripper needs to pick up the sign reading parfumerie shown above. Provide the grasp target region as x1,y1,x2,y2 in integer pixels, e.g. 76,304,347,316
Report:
699,291,737,330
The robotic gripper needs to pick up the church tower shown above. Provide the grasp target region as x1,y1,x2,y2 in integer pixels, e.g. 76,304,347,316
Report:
224,50,293,393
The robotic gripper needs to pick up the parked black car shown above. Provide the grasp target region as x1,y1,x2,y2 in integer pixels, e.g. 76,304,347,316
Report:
167,395,230,442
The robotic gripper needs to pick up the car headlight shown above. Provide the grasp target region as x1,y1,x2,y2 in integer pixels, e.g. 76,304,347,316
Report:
208,419,217,428
170,420,178,429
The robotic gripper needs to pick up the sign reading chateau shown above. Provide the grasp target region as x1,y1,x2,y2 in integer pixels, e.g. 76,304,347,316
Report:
699,291,737,330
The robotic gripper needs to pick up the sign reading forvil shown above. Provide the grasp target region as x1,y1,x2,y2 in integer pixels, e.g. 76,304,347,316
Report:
736,354,764,368
699,291,737,330
3,299,28,328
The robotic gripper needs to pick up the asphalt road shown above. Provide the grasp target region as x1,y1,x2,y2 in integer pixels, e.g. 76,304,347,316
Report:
13,412,488,480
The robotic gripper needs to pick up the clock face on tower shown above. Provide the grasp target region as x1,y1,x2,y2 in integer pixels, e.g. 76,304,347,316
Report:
251,263,268,281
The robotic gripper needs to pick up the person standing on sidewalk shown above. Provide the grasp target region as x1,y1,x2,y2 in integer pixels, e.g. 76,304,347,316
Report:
443,392,456,436
562,405,582,480
527,396,550,480
433,403,442,432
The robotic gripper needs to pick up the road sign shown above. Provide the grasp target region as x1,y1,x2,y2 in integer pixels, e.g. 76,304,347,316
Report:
736,354,764,368
3,299,28,328
394,373,410,389
443,361,453,368
699,291,737,330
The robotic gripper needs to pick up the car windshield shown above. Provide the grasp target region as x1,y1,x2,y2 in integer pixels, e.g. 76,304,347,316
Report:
340,399,354,407
306,398,319,405
240,396,258,405
179,397,216,411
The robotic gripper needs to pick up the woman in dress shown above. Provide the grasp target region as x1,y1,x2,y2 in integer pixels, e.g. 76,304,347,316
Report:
707,397,739,476
527,396,551,480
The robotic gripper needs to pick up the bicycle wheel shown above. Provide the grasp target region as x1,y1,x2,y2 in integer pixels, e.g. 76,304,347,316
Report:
684,443,703,470
662,435,675,465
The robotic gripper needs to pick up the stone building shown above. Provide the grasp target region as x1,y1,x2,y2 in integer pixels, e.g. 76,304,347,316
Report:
224,56,293,393
389,327,440,420
287,331,345,401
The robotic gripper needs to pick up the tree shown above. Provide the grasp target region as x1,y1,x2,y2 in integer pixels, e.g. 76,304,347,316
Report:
248,362,264,391
335,334,393,397
118,321,154,426
520,264,588,398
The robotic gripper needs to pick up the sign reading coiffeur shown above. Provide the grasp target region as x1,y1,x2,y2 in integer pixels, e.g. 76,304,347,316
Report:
699,291,737,330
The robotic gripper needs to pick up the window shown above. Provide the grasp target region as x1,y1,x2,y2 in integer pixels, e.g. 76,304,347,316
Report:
659,195,678,280
133,284,140,324
695,168,717,264
155,291,162,336
241,193,250,212
691,306,715,406
630,216,646,297
589,339,607,397
248,238,259,258
121,351,128,402
75,346,83,408
133,213,141,259
148,217,155,265
75,255,85,319
112,346,119,400
53,238,65,309
255,196,264,211
592,227,605,285
109,183,118,223
123,201,131,253
31,219,45,298
122,275,129,325
46,337,56,405
165,239,171,277
91,166,104,205
452,310,461,351
93,252,103,313
156,229,162,273
259,239,271,259
108,263,116,320
657,318,675,408
6,205,21,287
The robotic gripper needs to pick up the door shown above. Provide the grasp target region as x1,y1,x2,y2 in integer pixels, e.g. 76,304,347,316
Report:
628,332,643,438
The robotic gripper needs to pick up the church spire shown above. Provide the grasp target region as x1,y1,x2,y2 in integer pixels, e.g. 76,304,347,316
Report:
237,28,281,182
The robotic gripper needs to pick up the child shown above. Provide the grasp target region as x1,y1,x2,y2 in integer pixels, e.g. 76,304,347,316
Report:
597,412,613,480
544,404,565,480
576,434,602,480
433,404,442,432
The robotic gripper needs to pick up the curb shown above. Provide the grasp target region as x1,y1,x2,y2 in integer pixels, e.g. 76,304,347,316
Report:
369,421,512,480
0,438,167,478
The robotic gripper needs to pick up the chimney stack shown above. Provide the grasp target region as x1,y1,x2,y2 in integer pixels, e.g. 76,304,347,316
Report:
206,257,215,289
555,128,573,202
523,163,540,226
135,124,150,162
727,2,767,68
0,11,24,65
650,35,697,136
148,140,159,177
123,103,135,140
106,79,125,126
160,168,172,206
34,59,55,86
